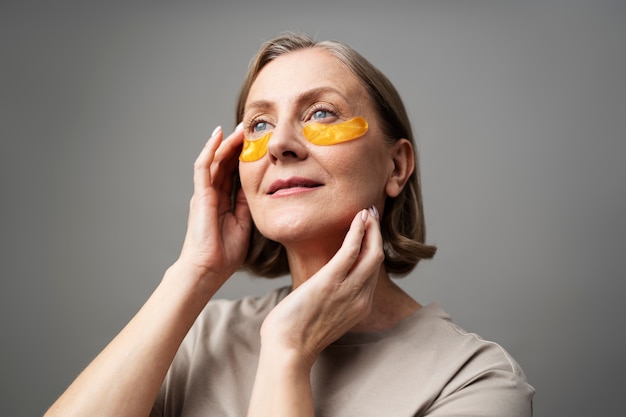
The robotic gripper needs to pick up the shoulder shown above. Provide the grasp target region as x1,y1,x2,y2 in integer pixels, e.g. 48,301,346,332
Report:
410,303,526,374
410,304,535,416
318,304,533,416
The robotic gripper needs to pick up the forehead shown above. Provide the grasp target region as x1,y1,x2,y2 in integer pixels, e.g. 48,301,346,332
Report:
245,48,369,109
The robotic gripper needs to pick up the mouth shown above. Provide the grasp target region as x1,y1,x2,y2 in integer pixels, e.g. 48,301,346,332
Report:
268,177,323,195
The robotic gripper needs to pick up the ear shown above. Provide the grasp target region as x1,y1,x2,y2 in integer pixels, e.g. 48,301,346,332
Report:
385,139,415,198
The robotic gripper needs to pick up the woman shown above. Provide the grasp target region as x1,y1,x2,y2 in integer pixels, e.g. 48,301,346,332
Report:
45,33,534,417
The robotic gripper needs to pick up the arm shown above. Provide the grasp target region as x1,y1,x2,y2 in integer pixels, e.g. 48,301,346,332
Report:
45,124,251,417
247,207,384,417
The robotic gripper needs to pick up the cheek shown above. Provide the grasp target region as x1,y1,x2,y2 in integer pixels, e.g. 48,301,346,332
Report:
329,147,389,198
238,164,261,197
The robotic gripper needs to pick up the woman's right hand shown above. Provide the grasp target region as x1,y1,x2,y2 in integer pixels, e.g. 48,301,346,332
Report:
44,125,251,417
174,124,252,290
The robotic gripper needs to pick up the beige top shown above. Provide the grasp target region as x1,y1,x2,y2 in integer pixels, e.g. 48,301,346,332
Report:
151,287,534,416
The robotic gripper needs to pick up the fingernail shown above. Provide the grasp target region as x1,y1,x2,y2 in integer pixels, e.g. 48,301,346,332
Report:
368,205,379,219
361,209,368,222
235,122,244,132
211,125,222,138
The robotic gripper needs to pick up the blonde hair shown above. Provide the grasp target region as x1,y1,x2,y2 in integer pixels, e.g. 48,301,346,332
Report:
235,32,436,277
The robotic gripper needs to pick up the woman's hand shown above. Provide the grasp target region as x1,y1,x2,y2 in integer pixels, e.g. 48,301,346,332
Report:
247,207,383,417
175,124,251,290
262,206,383,366
45,125,251,417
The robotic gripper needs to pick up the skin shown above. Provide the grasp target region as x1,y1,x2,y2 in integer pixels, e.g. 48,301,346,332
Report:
241,49,421,417
44,125,251,417
240,116,369,161
240,49,412,283
44,48,420,417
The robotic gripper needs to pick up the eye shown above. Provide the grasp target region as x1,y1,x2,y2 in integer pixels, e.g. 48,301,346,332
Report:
253,120,269,132
246,117,274,139
307,106,338,123
312,110,329,120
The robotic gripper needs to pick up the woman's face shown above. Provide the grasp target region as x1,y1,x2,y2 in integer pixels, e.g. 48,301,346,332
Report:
238,48,397,246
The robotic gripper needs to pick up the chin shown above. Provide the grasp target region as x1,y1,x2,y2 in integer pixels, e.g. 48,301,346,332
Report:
254,208,354,247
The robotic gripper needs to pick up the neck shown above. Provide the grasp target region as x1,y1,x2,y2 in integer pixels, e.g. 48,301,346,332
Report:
285,238,343,288
285,242,422,332
350,269,422,332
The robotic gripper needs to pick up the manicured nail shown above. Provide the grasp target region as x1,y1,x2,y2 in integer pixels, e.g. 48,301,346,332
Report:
211,125,222,138
235,122,244,132
361,208,368,222
368,205,379,219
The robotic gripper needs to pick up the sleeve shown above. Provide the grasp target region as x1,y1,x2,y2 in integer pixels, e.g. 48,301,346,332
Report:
423,333,535,417
424,367,534,417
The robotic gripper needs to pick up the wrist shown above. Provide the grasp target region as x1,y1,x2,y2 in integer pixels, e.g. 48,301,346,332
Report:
260,343,314,382
259,334,318,374
162,261,226,303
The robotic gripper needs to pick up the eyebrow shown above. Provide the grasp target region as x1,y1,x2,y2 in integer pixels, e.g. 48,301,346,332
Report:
244,86,352,115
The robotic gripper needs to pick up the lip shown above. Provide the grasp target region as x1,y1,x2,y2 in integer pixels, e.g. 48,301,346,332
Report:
268,176,323,196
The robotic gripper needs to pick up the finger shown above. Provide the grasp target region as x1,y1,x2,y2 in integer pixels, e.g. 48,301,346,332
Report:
345,207,384,288
320,209,369,280
359,206,383,263
216,122,245,157
211,123,245,185
193,126,223,195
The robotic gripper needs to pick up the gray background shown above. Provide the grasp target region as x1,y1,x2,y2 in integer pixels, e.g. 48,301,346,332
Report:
2,1,624,416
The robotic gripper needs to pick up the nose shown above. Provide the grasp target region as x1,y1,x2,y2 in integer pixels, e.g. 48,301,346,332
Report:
266,121,308,163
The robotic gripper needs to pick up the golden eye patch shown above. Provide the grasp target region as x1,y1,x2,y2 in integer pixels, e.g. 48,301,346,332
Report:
239,131,273,162
302,116,368,146
239,117,369,162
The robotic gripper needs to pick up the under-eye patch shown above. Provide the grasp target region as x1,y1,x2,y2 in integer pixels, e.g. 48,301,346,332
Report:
302,116,368,146
239,117,369,162
239,131,272,162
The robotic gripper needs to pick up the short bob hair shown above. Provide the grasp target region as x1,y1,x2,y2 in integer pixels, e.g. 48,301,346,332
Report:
235,32,436,277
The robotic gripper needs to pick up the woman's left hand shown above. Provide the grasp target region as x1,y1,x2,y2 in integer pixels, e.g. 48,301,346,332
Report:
247,207,383,417
260,206,384,367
